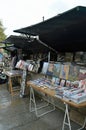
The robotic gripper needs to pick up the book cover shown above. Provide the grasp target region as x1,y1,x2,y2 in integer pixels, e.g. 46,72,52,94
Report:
51,77,56,85
66,80,71,87
60,79,65,87
55,78,60,85
28,64,34,71
60,64,69,80
78,79,86,89
78,68,86,80
53,63,61,77
41,62,49,74
68,65,80,81
46,63,54,76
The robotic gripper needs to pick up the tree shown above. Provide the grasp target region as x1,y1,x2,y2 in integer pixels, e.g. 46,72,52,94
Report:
0,20,6,42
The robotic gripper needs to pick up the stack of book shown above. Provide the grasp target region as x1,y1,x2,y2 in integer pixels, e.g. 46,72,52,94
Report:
71,92,86,104
63,87,84,100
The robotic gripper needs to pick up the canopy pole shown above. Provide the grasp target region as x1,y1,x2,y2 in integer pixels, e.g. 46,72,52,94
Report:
48,52,50,62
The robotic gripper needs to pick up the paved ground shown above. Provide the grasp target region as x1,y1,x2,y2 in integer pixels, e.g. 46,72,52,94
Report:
0,84,81,130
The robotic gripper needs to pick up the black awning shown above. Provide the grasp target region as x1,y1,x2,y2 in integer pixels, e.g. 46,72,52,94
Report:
14,6,86,35
4,35,56,53
13,6,86,52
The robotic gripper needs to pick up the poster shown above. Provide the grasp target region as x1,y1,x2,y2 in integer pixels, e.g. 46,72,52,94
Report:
53,63,61,78
68,64,80,81
60,64,69,80
46,63,54,76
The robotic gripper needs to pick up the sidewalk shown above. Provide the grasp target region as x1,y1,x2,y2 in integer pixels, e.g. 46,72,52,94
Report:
0,84,81,130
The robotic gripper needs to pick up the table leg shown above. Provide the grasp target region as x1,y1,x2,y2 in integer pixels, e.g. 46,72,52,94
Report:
29,86,38,116
78,117,86,130
9,77,13,95
62,103,71,130
29,86,55,117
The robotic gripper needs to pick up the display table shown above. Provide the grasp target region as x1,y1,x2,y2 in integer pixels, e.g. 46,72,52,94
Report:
27,81,55,117
61,99,86,130
5,70,22,96
27,81,86,130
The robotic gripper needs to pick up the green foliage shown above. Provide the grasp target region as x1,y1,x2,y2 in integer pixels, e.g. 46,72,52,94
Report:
0,20,6,42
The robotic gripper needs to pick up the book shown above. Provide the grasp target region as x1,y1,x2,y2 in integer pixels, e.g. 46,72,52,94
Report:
68,64,80,81
51,77,56,85
28,64,34,71
78,79,86,89
46,63,54,76
41,62,49,74
66,80,71,87
53,63,61,77
63,87,84,98
55,78,60,85
78,68,86,80
71,92,86,104
60,64,69,80
60,79,65,87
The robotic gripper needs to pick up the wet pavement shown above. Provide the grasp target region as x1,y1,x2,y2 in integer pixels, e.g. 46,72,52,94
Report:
0,84,81,130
